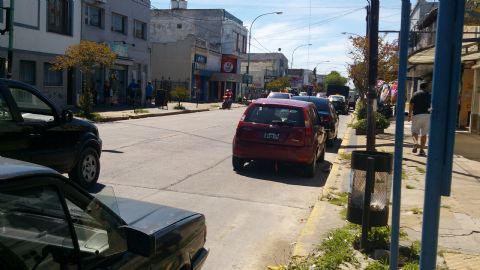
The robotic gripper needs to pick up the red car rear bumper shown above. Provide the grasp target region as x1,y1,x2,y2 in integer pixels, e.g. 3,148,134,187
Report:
233,139,315,164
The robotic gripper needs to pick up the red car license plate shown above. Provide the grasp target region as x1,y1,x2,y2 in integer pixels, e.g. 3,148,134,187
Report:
264,132,280,141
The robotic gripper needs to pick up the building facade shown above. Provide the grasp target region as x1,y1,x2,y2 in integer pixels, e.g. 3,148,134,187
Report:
239,53,288,91
81,0,151,105
0,0,81,106
150,0,247,101
408,0,480,133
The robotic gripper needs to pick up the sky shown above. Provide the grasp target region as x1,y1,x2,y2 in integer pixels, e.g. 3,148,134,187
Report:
151,1,415,77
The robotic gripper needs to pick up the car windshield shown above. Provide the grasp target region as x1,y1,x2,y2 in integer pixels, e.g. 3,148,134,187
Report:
330,95,345,102
267,92,290,99
244,105,305,127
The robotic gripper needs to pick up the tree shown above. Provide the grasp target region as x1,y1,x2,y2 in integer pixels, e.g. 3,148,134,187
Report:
52,41,116,116
170,86,189,109
347,36,399,98
266,77,291,91
324,71,348,89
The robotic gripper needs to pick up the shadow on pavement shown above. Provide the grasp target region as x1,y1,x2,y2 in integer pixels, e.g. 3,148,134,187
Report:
326,138,343,153
235,160,332,187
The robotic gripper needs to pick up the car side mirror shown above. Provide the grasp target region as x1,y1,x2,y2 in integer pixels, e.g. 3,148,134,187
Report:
123,226,155,257
62,109,73,122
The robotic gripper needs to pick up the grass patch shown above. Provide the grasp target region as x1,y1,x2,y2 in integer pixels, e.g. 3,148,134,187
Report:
328,192,348,207
441,205,451,209
410,208,423,215
365,260,389,270
133,108,149,114
406,184,415,190
416,167,426,174
210,104,220,108
174,105,186,110
339,152,352,160
74,112,103,122
402,170,408,180
339,208,347,219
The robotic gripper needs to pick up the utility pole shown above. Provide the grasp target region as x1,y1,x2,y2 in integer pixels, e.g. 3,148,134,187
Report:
7,0,14,78
366,0,379,151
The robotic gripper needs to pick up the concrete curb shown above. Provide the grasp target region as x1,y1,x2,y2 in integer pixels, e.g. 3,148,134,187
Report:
95,108,211,123
292,120,354,258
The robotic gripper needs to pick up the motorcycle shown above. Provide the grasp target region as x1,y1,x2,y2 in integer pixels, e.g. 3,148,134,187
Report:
221,95,232,110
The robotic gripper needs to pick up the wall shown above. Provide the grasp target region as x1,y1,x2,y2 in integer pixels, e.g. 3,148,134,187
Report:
150,37,194,82
472,67,480,134
459,69,474,129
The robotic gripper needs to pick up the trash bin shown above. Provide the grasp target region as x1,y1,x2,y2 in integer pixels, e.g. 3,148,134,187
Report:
347,151,392,227
155,89,168,109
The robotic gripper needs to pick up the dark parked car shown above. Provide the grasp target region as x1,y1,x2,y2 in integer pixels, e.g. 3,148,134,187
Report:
291,96,339,146
0,157,209,270
0,79,101,188
232,98,326,177
328,94,349,115
267,92,291,99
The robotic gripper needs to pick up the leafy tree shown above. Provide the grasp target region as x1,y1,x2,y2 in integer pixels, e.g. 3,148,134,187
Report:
52,41,116,117
170,86,190,109
324,71,348,89
347,36,399,98
266,77,291,91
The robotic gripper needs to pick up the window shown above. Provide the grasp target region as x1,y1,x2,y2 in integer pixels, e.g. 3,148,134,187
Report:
245,105,305,127
0,186,77,269
235,32,240,52
8,87,54,122
19,60,36,85
0,93,12,120
177,23,182,29
134,20,146,39
112,13,126,34
84,4,103,28
44,63,63,86
47,0,72,35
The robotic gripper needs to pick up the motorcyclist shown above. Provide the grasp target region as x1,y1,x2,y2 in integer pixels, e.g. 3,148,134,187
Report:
222,89,233,109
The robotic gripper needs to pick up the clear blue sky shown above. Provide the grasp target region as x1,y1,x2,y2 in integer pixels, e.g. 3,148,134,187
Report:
151,1,417,77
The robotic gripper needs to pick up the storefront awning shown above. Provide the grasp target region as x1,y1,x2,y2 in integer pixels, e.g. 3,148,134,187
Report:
210,73,243,83
409,41,480,65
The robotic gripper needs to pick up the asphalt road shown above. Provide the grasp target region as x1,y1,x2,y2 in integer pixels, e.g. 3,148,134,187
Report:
95,108,351,270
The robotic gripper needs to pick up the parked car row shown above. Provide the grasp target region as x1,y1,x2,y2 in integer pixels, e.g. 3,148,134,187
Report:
232,98,335,177
0,79,209,270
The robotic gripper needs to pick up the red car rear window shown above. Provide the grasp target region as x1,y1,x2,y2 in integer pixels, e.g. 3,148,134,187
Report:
244,105,305,127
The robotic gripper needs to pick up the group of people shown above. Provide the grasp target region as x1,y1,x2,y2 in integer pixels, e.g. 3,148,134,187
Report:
127,79,154,106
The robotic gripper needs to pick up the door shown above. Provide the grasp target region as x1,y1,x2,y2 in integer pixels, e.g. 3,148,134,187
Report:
4,84,74,171
0,84,31,162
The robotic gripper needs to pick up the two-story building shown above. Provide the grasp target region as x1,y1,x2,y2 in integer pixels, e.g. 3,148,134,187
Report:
81,0,151,104
408,0,480,133
0,0,81,106
150,0,247,101
239,53,288,91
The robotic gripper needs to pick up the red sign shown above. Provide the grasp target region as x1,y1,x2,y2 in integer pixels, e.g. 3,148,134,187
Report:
221,56,237,73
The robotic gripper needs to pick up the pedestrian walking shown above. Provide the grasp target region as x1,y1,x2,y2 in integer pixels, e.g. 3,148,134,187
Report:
408,82,432,156
127,79,137,105
104,80,113,106
145,81,154,105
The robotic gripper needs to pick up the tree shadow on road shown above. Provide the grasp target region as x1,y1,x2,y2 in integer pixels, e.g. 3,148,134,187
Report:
235,160,332,187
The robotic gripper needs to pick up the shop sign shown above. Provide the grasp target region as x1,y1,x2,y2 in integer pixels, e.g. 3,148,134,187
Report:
109,43,128,58
221,56,237,73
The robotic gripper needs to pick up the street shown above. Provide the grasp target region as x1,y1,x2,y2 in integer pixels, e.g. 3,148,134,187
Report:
96,108,351,270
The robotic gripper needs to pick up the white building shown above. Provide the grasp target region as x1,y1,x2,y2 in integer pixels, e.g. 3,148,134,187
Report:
0,0,81,106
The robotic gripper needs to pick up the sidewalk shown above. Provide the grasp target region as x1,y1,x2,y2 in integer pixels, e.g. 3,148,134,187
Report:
293,120,480,269
80,102,246,122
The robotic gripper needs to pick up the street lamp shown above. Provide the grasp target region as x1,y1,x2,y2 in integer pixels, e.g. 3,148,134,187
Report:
290,43,312,69
314,60,330,70
245,11,283,93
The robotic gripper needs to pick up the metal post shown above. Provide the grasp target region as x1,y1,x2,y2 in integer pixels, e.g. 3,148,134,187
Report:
7,0,14,79
420,0,465,269
361,157,375,250
389,1,410,269
366,0,379,151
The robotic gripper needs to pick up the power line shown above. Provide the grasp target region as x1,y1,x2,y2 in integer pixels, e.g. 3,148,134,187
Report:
252,36,273,53
256,7,364,39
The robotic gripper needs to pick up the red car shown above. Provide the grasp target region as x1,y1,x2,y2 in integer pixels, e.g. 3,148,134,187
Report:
232,98,327,177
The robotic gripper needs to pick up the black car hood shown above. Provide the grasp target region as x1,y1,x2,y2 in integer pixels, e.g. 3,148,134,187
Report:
118,198,198,233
